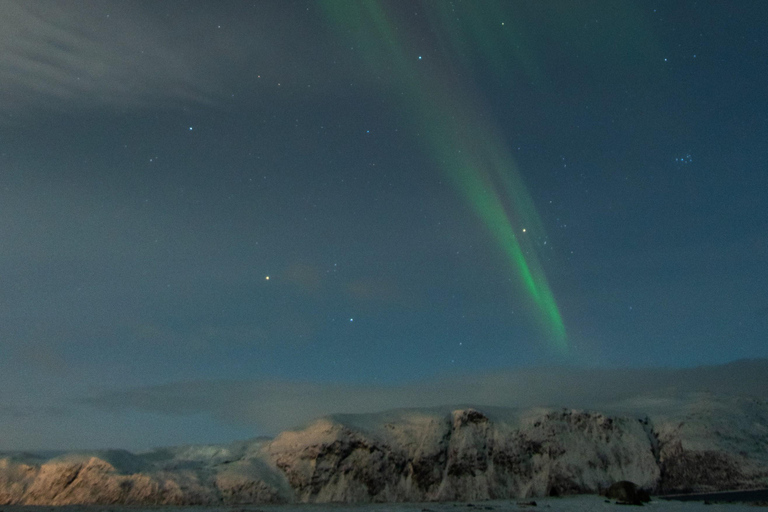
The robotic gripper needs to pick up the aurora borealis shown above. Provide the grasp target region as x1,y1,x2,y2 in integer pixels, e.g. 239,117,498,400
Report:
0,0,767,450
320,1,569,350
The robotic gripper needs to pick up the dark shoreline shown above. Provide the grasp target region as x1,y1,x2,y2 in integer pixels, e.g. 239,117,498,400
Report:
659,488,768,503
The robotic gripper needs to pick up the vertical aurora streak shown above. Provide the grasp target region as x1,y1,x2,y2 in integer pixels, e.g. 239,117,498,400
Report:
320,2,568,351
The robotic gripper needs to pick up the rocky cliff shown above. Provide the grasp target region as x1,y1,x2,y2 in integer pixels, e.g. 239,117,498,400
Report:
266,407,660,502
1,393,767,505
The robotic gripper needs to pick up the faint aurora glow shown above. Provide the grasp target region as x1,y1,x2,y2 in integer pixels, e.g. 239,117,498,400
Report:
320,2,568,351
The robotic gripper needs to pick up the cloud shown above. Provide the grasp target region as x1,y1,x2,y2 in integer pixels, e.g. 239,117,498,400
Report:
0,1,323,119
0,404,72,420
346,277,418,309
85,359,768,436
283,263,324,294
0,2,206,114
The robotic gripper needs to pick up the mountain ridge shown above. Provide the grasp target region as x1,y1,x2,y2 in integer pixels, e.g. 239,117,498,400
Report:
2,388,768,505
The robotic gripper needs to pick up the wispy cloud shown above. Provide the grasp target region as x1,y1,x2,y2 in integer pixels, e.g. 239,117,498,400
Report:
0,2,208,114
0,1,316,119
84,359,768,435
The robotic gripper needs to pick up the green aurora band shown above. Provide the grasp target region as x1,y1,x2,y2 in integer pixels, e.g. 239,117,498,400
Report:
319,2,569,351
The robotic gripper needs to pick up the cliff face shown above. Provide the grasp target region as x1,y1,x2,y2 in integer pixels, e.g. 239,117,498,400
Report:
266,408,660,502
651,394,768,494
0,448,282,505
2,394,767,505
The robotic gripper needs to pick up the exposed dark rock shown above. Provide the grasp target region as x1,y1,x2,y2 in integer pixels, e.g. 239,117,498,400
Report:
659,447,748,494
605,481,650,505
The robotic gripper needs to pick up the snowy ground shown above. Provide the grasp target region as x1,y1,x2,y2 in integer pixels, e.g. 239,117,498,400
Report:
2,496,765,512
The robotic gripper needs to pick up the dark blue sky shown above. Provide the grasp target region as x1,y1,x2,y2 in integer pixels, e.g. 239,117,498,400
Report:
1,0,766,450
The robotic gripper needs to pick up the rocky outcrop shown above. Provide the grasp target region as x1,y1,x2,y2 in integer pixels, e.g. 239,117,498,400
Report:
604,480,651,505
266,407,660,502
650,394,768,494
0,443,288,506
2,395,768,504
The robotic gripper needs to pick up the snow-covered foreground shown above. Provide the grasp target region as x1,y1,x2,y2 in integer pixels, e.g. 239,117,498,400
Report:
250,496,768,512
0,495,765,512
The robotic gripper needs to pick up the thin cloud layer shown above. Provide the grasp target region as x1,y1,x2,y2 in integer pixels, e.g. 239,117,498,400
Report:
85,359,768,436
0,1,317,118
0,2,205,113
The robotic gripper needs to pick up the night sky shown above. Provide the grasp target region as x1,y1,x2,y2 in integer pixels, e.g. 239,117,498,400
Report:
1,0,767,450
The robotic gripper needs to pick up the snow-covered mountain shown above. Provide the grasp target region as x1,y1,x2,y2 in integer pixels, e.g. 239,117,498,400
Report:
1,391,768,504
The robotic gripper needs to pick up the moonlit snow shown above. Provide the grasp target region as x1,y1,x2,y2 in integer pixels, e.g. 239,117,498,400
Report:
1,496,765,512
